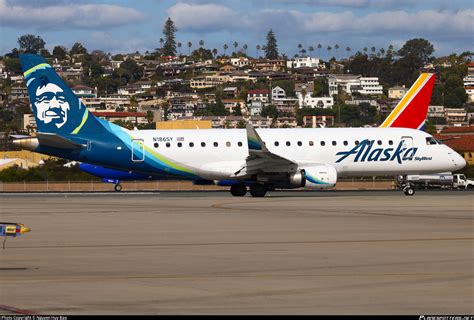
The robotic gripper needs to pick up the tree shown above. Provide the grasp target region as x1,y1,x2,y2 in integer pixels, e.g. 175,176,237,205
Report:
17,34,45,54
233,41,238,54
199,40,204,48
260,105,278,119
162,17,177,56
327,46,332,60
298,43,303,57
243,44,248,55
398,38,434,65
212,48,218,57
308,46,314,56
256,45,261,58
264,29,279,59
317,43,322,57
223,44,228,56
187,42,192,55
52,46,68,60
177,42,182,55
334,44,340,59
70,42,87,55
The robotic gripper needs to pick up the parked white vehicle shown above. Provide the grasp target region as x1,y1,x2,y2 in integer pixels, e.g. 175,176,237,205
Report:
452,174,474,189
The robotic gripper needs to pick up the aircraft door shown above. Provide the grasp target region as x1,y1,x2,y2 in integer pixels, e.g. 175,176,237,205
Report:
132,139,145,162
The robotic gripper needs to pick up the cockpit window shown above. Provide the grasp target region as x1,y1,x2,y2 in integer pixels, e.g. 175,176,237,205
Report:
425,137,438,145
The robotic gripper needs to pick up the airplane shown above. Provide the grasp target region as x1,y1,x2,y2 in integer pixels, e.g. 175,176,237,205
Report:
12,54,466,197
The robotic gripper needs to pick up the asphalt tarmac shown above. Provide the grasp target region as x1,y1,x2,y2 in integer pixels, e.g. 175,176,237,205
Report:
0,190,473,315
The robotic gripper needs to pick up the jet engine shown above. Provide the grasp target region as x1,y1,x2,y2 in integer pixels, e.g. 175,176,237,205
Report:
288,164,337,189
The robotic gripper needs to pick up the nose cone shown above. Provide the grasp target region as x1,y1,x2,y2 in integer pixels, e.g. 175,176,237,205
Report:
452,152,467,170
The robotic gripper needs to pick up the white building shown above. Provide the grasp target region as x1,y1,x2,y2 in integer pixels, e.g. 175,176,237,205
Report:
297,93,334,109
428,105,445,118
328,74,383,96
286,57,322,69
271,86,286,100
230,57,250,68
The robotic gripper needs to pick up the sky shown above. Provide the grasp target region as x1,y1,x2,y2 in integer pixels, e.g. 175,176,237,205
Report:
0,0,473,58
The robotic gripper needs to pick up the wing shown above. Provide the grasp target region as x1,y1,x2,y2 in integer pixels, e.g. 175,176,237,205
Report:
232,124,297,177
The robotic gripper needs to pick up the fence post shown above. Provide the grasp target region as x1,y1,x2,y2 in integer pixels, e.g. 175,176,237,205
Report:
46,180,49,192
24,180,26,192
68,180,71,192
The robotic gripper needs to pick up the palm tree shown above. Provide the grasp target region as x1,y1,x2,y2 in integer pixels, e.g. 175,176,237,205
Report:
187,41,192,55
256,45,261,58
243,44,248,55
380,47,385,58
199,40,204,48
177,42,182,55
363,47,368,56
317,43,322,57
327,46,332,60
212,48,218,57
297,43,303,57
334,44,340,60
233,41,238,54
308,46,314,56
223,43,228,56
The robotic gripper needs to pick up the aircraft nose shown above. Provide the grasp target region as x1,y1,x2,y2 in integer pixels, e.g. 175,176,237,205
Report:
452,152,466,169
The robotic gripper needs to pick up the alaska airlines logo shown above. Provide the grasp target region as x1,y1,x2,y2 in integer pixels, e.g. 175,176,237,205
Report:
336,140,419,164
27,76,73,130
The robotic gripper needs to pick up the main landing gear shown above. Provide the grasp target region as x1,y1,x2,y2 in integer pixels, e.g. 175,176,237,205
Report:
114,183,122,192
230,183,268,197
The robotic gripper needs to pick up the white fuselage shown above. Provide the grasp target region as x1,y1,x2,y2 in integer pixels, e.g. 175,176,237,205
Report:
125,127,465,179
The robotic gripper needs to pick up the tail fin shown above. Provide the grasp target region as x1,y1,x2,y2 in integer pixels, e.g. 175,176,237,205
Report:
20,54,101,135
380,73,435,130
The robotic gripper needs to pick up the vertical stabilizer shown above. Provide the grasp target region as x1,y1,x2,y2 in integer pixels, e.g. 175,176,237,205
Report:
380,73,435,130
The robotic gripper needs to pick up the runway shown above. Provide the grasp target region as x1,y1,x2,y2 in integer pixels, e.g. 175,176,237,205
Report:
0,190,473,314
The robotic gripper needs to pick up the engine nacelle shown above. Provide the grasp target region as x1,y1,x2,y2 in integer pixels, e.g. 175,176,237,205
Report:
289,164,337,189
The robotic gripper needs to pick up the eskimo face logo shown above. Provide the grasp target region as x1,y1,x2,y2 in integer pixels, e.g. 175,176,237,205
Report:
34,83,70,128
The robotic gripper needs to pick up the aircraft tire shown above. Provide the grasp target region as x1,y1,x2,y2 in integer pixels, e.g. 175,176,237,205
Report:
404,187,415,196
249,183,267,197
230,184,247,197
114,184,122,192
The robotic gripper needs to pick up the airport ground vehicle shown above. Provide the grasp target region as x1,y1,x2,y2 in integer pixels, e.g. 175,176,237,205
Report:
452,174,474,189
397,173,473,194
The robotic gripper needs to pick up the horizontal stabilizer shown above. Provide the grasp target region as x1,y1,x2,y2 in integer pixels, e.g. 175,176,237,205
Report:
37,132,85,149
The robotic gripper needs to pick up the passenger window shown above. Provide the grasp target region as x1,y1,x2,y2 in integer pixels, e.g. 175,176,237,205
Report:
274,141,279,146
355,140,359,145
377,140,382,145
189,142,194,147
332,141,337,146
154,143,159,148
177,142,182,148
320,141,325,146
286,141,291,146
214,142,218,147
388,140,393,145
297,141,302,146
226,141,231,147
309,141,314,146
166,142,170,148
343,141,348,146
201,142,206,147
238,141,243,147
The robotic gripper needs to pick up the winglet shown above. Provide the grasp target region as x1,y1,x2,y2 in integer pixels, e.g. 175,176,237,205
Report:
246,123,268,152
380,73,436,130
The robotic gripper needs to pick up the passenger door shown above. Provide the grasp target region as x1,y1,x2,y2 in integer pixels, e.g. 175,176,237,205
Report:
132,139,145,162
